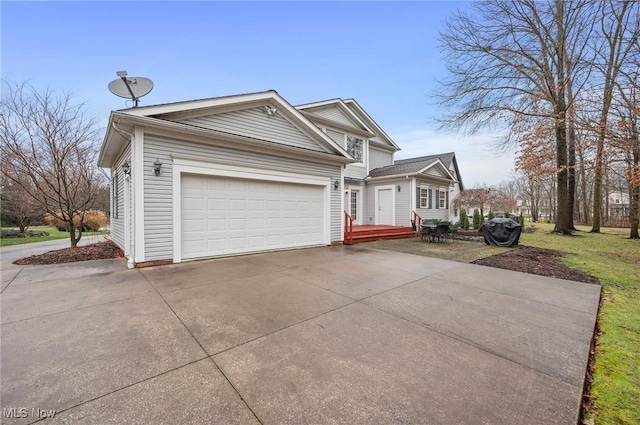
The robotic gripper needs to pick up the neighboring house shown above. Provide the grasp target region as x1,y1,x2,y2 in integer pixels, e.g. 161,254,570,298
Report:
98,90,462,267
608,190,630,218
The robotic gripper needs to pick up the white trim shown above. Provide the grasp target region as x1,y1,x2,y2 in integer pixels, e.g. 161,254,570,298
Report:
347,187,363,225
410,177,417,219
133,126,145,264
374,185,396,225
171,158,332,263
124,174,131,258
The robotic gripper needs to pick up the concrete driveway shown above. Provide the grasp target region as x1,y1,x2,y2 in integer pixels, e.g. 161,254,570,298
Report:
1,244,600,424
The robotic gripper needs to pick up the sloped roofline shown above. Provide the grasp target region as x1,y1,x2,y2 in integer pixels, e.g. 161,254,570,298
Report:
343,99,400,151
295,98,373,134
98,90,354,167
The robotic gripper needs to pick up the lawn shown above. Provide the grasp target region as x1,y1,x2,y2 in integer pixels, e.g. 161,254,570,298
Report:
0,226,107,247
519,223,640,425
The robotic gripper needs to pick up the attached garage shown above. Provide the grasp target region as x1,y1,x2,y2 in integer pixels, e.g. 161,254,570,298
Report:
181,173,326,260
99,90,353,267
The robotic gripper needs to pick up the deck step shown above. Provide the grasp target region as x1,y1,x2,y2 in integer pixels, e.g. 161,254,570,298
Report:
349,230,417,244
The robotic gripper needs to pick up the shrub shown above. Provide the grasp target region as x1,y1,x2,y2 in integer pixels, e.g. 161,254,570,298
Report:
83,210,108,231
488,210,495,220
44,210,107,232
472,209,481,229
460,209,469,229
519,212,525,227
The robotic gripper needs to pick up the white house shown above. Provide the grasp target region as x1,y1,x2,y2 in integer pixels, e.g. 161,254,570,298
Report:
98,90,463,267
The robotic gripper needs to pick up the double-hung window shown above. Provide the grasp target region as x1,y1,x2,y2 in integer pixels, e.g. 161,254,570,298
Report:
420,188,428,208
439,190,446,208
346,136,363,163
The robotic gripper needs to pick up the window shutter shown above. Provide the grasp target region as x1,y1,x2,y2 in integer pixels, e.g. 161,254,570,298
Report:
416,187,421,209
446,190,449,209
428,189,433,209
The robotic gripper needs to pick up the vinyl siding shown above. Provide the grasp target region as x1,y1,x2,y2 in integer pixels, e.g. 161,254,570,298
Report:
110,144,130,251
414,182,450,222
370,147,393,170
143,134,343,261
395,180,411,226
326,129,344,146
175,107,327,153
305,106,360,129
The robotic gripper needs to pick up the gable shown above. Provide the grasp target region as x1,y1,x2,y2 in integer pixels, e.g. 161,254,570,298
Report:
304,105,363,130
170,107,328,153
99,90,355,168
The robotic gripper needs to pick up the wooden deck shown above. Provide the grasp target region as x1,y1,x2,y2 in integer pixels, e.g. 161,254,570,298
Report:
345,225,416,245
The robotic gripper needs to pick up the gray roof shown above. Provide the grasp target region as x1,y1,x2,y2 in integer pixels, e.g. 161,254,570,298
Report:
368,152,455,178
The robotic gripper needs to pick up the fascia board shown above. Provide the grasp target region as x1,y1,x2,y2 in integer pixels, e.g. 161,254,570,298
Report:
117,91,279,116
118,91,353,160
417,159,457,181
301,112,376,138
297,99,373,133
110,113,356,166
343,99,400,150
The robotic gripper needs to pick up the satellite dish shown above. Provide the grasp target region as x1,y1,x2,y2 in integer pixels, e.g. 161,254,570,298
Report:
108,71,153,107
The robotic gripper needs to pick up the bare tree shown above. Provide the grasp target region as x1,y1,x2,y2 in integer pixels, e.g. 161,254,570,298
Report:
437,0,595,234
0,81,105,247
590,0,640,233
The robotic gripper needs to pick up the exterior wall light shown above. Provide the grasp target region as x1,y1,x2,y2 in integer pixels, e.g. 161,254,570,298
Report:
153,159,162,176
334,180,340,190
397,184,401,192
122,161,131,175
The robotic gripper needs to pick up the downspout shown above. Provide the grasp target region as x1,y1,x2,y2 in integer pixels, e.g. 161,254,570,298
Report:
112,121,136,269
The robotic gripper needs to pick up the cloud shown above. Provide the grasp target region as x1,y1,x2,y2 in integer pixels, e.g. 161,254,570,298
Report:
391,129,515,187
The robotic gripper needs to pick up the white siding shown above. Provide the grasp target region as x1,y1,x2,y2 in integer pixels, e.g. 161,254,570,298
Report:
395,180,411,226
370,147,393,170
306,106,360,129
414,182,450,222
143,135,343,261
326,129,344,146
345,163,367,179
175,107,328,153
110,144,130,251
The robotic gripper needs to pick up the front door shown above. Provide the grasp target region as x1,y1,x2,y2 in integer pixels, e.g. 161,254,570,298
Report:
349,189,361,224
377,187,394,225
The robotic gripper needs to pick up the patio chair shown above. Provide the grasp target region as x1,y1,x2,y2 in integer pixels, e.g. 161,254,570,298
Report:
420,219,436,241
435,223,450,243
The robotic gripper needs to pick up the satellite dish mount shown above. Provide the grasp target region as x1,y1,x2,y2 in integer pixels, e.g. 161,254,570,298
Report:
108,71,154,107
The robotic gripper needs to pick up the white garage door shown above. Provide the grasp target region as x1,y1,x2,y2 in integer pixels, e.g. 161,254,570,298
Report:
181,174,325,260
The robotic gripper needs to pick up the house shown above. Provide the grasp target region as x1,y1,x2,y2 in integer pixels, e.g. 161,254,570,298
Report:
98,90,463,267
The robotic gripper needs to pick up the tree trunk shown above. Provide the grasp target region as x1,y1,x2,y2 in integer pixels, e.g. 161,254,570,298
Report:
554,116,570,234
578,146,590,225
629,184,639,239
68,221,78,247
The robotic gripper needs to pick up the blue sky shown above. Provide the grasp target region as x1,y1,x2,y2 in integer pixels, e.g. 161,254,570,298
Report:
2,1,514,187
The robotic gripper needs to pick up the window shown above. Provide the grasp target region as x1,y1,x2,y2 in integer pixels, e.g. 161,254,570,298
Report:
347,136,363,163
439,190,446,209
420,188,428,208
112,175,119,219
350,191,358,220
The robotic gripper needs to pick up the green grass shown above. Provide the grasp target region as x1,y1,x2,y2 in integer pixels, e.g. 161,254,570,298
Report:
521,222,640,424
0,226,107,247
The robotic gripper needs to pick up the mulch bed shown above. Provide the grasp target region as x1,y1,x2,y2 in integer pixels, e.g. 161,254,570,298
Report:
472,246,600,284
13,240,124,265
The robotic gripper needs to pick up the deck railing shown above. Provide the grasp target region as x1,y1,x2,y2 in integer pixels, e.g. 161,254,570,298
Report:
412,211,422,236
344,211,354,245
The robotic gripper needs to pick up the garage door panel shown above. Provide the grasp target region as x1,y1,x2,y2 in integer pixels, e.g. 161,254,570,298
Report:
182,174,325,260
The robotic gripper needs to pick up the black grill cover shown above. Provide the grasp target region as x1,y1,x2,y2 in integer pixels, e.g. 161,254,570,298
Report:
482,218,522,247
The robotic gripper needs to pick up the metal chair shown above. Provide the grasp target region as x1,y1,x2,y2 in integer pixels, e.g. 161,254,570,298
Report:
435,223,449,243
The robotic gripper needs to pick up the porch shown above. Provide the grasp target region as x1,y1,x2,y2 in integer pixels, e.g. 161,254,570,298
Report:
343,224,416,245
